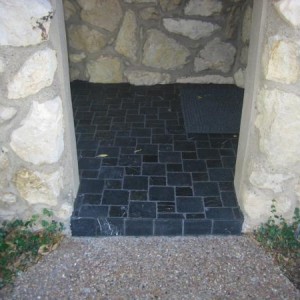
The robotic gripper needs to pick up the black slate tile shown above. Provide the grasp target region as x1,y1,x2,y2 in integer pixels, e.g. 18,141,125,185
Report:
204,197,222,208
205,208,234,219
125,167,141,175
119,155,142,166
183,160,206,172
184,220,212,235
209,169,233,181
98,218,125,236
222,157,236,168
149,186,175,201
167,173,192,186
194,182,219,196
149,176,166,186
101,157,118,166
123,176,148,190
158,213,184,219
182,152,197,159
213,220,243,235
102,190,129,205
104,180,122,189
186,214,205,219
109,206,128,217
130,191,148,201
71,218,98,236
154,219,182,235
136,144,158,155
81,170,98,179
78,179,104,194
221,192,238,207
143,155,158,162
131,128,151,137
176,187,193,196
82,194,102,205
129,202,156,218
96,147,119,157
157,202,175,213
114,137,136,147
159,144,173,151
177,197,204,213
206,160,223,168
174,141,196,152
152,135,173,144
197,149,220,159
192,173,209,182
167,164,183,172
99,167,124,179
159,152,181,163
79,205,108,218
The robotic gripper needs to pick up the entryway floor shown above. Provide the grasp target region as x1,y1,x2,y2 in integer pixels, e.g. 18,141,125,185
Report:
70,81,243,236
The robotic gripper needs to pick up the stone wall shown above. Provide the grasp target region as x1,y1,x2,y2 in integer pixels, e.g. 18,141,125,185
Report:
235,0,300,230
0,0,79,229
64,0,252,86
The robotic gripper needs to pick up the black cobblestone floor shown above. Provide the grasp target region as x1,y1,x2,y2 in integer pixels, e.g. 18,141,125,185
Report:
70,81,244,236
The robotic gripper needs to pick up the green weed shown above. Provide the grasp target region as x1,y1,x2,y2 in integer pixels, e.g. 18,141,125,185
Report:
0,209,64,289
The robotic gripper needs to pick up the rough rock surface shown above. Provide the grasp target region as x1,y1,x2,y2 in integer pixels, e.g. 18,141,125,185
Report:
7,49,57,99
86,56,123,83
10,97,64,165
68,25,107,53
242,5,252,43
159,0,182,11
0,0,53,46
177,75,234,84
194,38,236,73
77,0,122,32
142,30,190,70
234,68,245,88
140,7,161,20
1,237,299,299
163,19,220,40
14,168,63,206
256,89,300,171
184,0,222,16
125,70,171,85
274,0,300,28
69,53,86,64
0,57,4,73
264,36,299,84
63,0,77,21
0,105,17,124
115,10,138,61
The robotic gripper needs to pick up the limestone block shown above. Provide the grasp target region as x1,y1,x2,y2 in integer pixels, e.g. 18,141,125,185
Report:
184,0,222,16
1,193,17,204
159,0,182,11
0,150,9,190
256,89,300,171
0,105,17,124
63,0,77,21
77,0,122,32
10,97,64,165
224,5,242,39
140,7,160,20
0,0,53,46
264,36,299,84
68,25,107,53
14,168,63,206
115,10,138,61
274,0,300,28
194,38,236,73
142,30,190,70
234,68,245,88
86,57,123,83
0,58,4,73
56,203,73,220
163,19,220,40
242,5,252,43
69,53,86,64
125,70,171,85
70,68,80,81
7,48,57,100
176,75,234,84
240,46,249,65
125,0,156,2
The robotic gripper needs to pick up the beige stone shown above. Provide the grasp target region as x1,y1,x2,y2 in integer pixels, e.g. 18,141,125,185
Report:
70,68,80,81
242,5,252,43
240,46,249,65
159,0,181,11
0,58,4,73
56,203,73,219
194,38,236,73
69,52,86,64
0,150,9,192
274,0,300,28
224,4,242,39
77,0,122,32
177,75,234,84
264,37,299,84
10,97,64,165
125,0,156,2
14,168,63,206
163,19,220,40
125,70,171,85
256,89,300,172
142,30,190,70
184,0,222,16
63,0,76,21
140,7,160,20
115,10,138,61
234,68,245,88
0,105,17,124
68,25,107,53
7,48,57,99
1,193,17,204
86,57,123,83
0,0,53,46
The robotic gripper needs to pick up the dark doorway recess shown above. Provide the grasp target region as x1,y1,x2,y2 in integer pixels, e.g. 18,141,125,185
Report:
70,81,244,236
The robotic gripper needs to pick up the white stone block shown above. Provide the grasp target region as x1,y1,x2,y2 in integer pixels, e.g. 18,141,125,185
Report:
0,58,4,73
194,38,236,73
14,168,63,206
176,75,234,84
234,68,245,88
69,53,86,64
68,25,107,53
0,105,17,124
125,70,171,85
115,10,138,61
7,48,57,99
163,19,220,40
274,0,300,28
0,0,53,46
10,97,64,165
256,89,300,172
264,36,299,84
184,0,222,16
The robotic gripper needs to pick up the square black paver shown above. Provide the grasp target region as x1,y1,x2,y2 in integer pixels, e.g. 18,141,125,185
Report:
71,82,243,236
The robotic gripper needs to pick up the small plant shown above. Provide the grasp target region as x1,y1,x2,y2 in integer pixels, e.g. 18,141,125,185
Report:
0,209,64,289
254,200,300,289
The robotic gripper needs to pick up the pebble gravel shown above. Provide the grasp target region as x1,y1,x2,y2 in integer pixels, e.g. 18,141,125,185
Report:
1,236,299,299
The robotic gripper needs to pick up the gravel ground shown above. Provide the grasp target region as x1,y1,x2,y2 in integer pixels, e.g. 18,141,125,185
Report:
1,236,299,300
